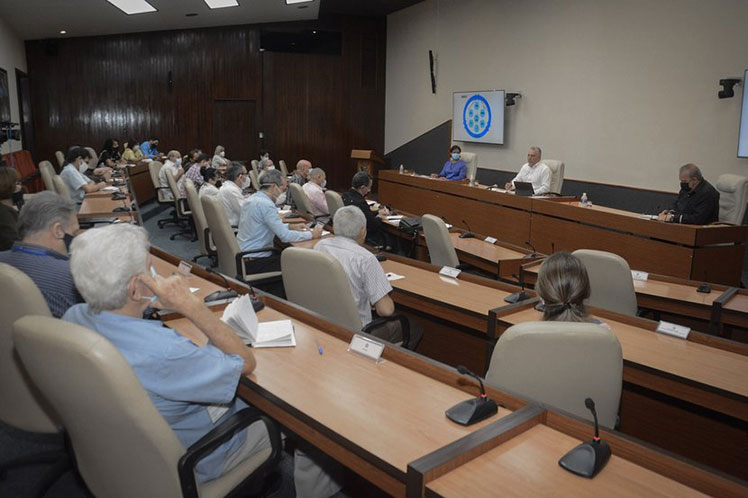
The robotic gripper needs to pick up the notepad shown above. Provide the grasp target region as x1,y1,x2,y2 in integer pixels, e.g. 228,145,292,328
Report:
221,295,296,347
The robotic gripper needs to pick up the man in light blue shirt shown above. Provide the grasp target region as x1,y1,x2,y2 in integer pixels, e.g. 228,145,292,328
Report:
59,147,107,203
237,169,323,275
140,138,160,159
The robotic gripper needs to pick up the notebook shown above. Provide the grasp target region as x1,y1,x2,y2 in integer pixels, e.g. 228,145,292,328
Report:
221,295,296,348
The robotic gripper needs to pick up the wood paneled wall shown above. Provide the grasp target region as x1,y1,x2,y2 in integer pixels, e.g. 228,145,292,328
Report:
24,15,386,191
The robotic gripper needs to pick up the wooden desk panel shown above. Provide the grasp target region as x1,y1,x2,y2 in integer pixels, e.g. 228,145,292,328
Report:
78,196,132,218
127,162,155,204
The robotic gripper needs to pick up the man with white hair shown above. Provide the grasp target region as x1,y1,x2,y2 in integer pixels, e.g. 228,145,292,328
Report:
219,162,249,227
504,146,551,195
158,149,184,189
0,191,81,317
302,167,330,222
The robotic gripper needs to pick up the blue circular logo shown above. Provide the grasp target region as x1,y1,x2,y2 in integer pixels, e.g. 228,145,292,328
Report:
462,95,491,138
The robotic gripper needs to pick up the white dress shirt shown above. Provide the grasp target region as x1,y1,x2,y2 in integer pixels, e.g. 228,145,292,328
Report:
302,181,329,218
159,160,180,189
199,183,220,199
218,180,246,226
511,161,551,195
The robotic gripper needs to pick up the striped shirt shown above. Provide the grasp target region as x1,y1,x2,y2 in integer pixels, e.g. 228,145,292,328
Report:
0,242,81,317
314,236,392,326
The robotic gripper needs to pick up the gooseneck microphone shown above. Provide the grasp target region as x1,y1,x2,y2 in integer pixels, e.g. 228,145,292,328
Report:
558,397,611,478
459,219,475,239
523,241,537,259
445,365,498,425
202,266,265,312
504,274,531,303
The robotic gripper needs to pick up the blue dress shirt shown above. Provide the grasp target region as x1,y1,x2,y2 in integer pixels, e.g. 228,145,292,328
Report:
438,160,467,180
237,191,311,257
140,141,159,159
63,304,246,483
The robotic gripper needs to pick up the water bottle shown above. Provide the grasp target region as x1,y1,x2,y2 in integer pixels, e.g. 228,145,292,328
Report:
580,192,588,206
399,164,404,174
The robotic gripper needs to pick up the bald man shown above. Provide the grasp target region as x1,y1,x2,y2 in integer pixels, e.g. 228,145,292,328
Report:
288,159,312,209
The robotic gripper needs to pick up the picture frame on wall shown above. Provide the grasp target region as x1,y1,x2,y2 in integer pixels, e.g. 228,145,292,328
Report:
0,67,10,124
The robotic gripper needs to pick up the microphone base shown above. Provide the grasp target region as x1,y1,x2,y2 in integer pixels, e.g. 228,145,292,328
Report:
445,397,498,426
558,440,611,478
251,296,265,312
204,289,239,303
504,291,531,304
459,232,475,239
696,283,712,294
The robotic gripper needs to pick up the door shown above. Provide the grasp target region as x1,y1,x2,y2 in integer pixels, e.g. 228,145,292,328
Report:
212,99,256,163
15,69,36,162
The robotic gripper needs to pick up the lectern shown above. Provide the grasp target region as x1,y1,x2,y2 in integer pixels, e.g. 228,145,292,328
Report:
351,149,385,176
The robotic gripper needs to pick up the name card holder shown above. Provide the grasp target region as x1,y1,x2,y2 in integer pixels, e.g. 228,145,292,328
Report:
178,260,193,276
656,321,690,339
483,236,498,244
348,334,385,363
631,270,649,281
439,266,462,278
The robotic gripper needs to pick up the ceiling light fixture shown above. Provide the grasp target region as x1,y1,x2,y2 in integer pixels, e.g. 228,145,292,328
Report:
59,30,67,34
106,0,157,15
204,0,239,8
285,0,314,5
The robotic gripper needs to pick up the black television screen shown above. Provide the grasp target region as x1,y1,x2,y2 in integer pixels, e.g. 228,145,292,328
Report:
739,69,748,158
0,68,10,124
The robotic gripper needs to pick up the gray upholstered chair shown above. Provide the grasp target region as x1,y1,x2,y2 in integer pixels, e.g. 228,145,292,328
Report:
715,174,748,225
544,159,565,195
278,159,289,176
39,160,57,193
165,169,195,241
84,147,99,172
54,150,65,168
281,247,414,348
13,315,281,498
573,249,637,316
485,321,622,429
52,175,72,201
250,159,260,176
422,214,460,268
249,169,260,192
325,190,345,221
461,152,478,183
288,183,314,218
201,194,282,286
149,161,180,228
0,264,69,494
184,179,216,264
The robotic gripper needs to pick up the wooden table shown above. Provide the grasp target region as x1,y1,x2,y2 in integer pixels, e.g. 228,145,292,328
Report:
378,170,747,285
495,301,748,479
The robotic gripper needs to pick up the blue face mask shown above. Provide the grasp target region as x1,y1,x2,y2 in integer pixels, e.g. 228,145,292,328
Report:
451,153,460,160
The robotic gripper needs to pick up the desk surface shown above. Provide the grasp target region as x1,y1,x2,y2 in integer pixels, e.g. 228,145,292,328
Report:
150,256,223,303
426,424,705,498
500,308,748,398
450,232,526,262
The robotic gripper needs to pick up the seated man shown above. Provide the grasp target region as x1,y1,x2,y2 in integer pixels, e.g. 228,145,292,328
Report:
0,163,20,251
302,167,330,222
60,147,108,203
0,191,81,317
315,206,420,346
178,152,210,197
158,150,184,189
140,138,160,159
219,162,249,227
658,163,720,224
237,169,323,277
288,159,311,209
341,171,390,248
504,146,551,195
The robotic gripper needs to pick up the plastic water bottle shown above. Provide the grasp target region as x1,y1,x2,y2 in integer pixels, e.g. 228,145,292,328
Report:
580,192,588,206
399,164,404,174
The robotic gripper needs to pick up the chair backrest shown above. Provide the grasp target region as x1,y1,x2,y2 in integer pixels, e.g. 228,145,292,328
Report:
202,194,241,277
54,150,65,168
485,321,622,429
573,249,637,316
544,159,565,194
147,161,163,189
325,190,345,220
0,264,58,433
281,247,363,331
461,152,478,182
422,214,459,267
52,175,72,201
250,159,260,175
716,174,748,225
164,169,189,217
249,169,260,191
184,179,212,256
13,315,185,498
84,147,98,170
39,160,57,192
279,159,289,176
288,182,313,216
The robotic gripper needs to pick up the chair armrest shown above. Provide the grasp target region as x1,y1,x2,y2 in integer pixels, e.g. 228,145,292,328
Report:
363,313,411,349
178,407,282,498
235,248,281,280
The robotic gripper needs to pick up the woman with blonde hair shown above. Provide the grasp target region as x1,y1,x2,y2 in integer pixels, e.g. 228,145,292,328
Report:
535,251,594,323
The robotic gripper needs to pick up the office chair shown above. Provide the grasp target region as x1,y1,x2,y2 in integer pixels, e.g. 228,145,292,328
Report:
201,195,283,288
288,183,322,220
0,264,70,495
13,315,281,498
148,161,180,228
422,214,461,268
573,249,638,316
249,170,260,192
250,160,260,176
84,147,98,173
184,179,216,265
278,159,288,176
54,151,65,169
52,175,72,201
715,174,748,225
485,321,622,429
165,169,196,241
461,152,478,183
39,160,57,193
281,247,419,349
544,159,565,195
325,190,345,221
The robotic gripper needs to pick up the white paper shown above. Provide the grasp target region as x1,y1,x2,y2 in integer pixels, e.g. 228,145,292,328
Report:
101,186,120,191
189,287,199,293
439,266,461,278
631,270,649,281
656,321,690,339
638,214,658,220
321,230,331,236
386,215,404,221
386,272,405,281
366,200,376,206
484,236,498,244
278,209,292,216
253,320,296,348
221,295,259,344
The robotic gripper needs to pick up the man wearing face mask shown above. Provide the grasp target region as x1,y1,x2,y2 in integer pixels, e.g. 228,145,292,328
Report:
219,162,250,227
658,163,719,224
302,167,330,222
432,145,467,181
158,150,184,189
0,191,82,317
238,169,323,279
258,149,274,171
60,147,108,203
342,172,391,248
140,138,160,159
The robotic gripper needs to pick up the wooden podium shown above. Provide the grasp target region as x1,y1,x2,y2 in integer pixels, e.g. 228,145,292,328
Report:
351,149,385,176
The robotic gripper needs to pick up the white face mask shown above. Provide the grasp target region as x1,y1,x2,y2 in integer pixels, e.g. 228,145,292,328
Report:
266,165,275,170
176,158,182,166
321,180,327,188
220,151,225,157
242,176,251,189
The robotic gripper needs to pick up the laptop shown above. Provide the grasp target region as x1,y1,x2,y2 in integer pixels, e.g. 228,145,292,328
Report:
514,181,535,197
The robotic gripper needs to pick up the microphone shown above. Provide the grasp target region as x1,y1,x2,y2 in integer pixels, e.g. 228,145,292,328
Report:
504,274,531,303
551,242,555,254
697,269,711,294
459,219,475,239
523,241,537,259
202,266,264,312
445,365,498,425
558,397,611,478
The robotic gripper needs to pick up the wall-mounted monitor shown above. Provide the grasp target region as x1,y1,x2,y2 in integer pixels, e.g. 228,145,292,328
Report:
739,69,748,158
452,90,505,145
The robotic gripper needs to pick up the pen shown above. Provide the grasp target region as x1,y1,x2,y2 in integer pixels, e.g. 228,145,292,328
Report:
314,337,323,355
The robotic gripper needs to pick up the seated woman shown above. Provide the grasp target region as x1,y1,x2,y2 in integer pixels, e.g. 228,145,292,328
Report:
212,145,229,170
198,167,221,198
121,139,144,163
97,138,122,169
535,251,596,323
432,145,467,181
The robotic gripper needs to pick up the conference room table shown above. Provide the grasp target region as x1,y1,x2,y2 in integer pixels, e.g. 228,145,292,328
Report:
78,187,136,223
152,247,745,498
377,170,747,285
494,300,748,480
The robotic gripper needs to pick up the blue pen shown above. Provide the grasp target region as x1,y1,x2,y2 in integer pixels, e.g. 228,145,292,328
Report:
314,337,323,355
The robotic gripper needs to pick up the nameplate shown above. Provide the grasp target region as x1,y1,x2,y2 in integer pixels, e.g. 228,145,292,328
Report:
178,260,193,276
656,321,690,340
631,270,649,281
348,334,385,363
483,236,498,244
439,266,462,278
